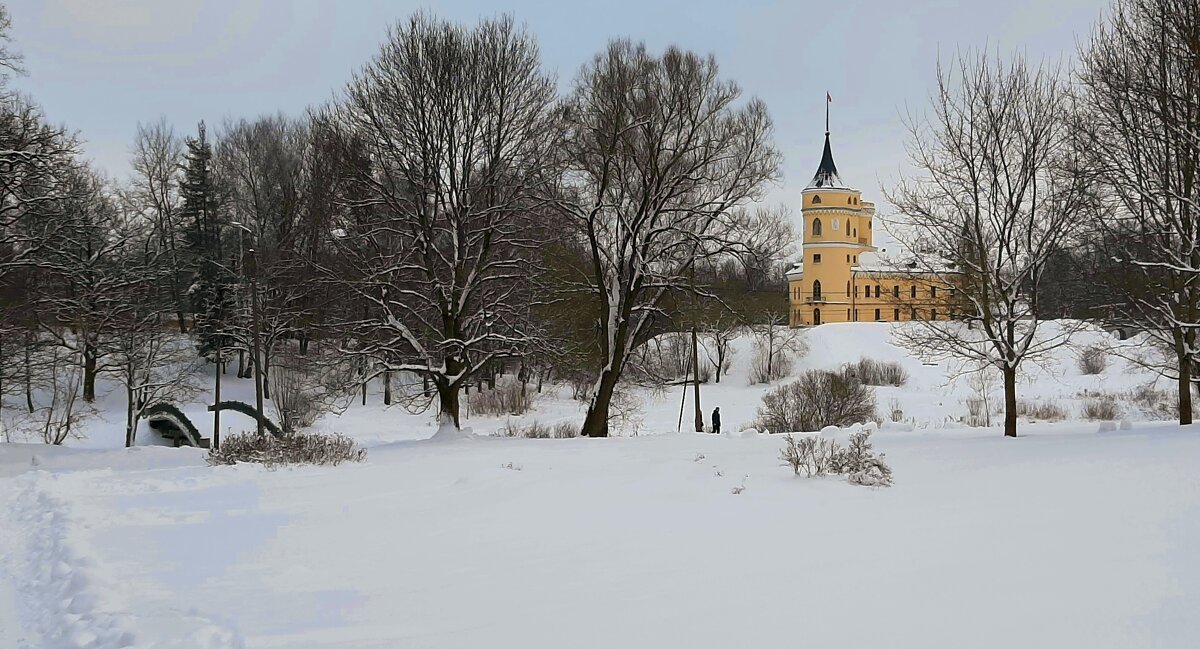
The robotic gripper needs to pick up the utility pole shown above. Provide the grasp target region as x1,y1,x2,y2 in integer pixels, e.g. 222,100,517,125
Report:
249,246,265,438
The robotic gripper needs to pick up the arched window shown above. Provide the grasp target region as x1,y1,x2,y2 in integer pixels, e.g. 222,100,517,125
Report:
813,308,822,325
893,285,900,298
812,195,822,205
812,218,823,236
812,280,822,300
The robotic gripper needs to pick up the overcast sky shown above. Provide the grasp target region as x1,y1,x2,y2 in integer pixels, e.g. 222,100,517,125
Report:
6,0,1109,227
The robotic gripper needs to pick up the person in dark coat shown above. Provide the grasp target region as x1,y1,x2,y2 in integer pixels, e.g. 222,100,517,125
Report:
711,407,722,435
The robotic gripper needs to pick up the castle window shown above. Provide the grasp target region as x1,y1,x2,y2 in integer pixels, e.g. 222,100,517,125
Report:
874,308,881,321
911,286,917,299
812,253,822,264
931,309,938,320
846,255,850,263
911,307,917,318
930,286,938,298
812,195,822,205
893,285,900,298
874,285,880,298
847,309,851,319
893,308,900,321
846,281,850,296
853,256,857,263
812,218,823,236
812,280,822,300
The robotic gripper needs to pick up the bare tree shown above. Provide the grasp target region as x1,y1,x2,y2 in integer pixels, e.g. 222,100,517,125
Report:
558,41,780,437
886,52,1089,437
127,118,188,332
325,14,558,429
1076,0,1200,424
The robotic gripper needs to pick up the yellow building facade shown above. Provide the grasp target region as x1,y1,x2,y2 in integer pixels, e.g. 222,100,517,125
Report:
788,133,956,327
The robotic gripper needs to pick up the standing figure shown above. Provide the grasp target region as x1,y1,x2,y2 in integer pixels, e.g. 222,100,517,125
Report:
711,407,722,435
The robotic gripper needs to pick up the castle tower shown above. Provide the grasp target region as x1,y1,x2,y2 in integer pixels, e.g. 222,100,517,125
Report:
787,131,877,326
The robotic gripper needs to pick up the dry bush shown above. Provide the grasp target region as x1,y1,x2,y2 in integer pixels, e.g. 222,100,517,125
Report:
887,397,905,422
1015,399,1067,421
780,430,893,486
1130,384,1176,420
269,363,322,433
748,346,794,385
842,358,909,386
1082,396,1120,421
207,432,366,468
964,397,990,427
470,377,535,416
494,420,578,439
1077,346,1108,375
755,370,876,433
779,434,837,476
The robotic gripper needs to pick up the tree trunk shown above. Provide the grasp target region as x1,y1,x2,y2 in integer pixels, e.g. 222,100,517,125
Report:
23,332,34,413
1003,365,1017,438
82,342,97,402
581,368,620,437
692,326,703,432
383,370,392,405
1178,355,1193,425
436,380,460,428
238,348,247,378
125,382,135,448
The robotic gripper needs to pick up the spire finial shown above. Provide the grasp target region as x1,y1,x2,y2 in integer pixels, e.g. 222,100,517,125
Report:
825,91,831,135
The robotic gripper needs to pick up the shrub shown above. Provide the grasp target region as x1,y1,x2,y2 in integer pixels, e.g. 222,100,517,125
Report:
471,377,535,416
755,370,876,433
748,346,794,384
269,363,322,433
1131,384,1176,420
887,397,905,423
1015,399,1067,421
495,420,579,439
1082,396,1120,421
1077,346,1108,375
964,397,991,427
842,358,908,386
780,430,892,486
207,432,366,468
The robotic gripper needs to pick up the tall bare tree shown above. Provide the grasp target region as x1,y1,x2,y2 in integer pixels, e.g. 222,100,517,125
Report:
127,118,187,332
887,52,1089,437
557,41,779,437
1076,0,1200,423
325,14,558,429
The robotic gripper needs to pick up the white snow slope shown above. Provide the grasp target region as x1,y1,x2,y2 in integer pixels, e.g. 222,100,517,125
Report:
1,321,1198,648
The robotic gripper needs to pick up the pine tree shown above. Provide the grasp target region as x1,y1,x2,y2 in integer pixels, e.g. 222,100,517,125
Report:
180,122,231,360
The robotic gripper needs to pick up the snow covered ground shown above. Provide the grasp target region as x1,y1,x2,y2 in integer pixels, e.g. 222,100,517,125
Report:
2,322,1198,647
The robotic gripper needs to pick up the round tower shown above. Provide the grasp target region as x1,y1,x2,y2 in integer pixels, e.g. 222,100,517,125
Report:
789,132,876,326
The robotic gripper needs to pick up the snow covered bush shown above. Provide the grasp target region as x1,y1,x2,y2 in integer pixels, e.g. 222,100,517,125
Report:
748,346,793,384
755,370,877,433
1077,346,1108,375
1082,396,1120,421
207,432,366,468
269,363,322,433
780,430,893,486
470,377,535,416
842,358,908,386
748,315,803,385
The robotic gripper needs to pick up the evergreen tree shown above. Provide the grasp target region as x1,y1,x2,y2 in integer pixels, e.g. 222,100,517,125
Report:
180,122,232,360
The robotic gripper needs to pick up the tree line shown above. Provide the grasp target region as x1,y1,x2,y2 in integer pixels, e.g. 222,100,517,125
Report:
888,0,1199,436
0,10,792,443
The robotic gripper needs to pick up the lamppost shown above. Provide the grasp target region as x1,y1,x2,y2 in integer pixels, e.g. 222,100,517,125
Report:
231,221,265,438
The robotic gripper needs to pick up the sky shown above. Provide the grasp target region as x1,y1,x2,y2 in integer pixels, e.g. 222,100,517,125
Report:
6,0,1110,233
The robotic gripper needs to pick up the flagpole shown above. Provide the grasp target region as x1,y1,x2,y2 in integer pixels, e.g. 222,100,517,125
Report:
825,91,830,134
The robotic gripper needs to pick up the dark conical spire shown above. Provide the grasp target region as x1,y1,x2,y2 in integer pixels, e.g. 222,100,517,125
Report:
808,132,845,189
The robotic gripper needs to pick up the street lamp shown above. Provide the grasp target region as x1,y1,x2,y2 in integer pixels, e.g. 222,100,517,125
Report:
231,222,265,438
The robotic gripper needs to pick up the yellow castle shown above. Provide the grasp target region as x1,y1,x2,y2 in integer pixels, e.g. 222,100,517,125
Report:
787,131,955,327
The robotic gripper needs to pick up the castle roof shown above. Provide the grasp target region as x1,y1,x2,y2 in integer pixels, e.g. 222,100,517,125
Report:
806,132,847,190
